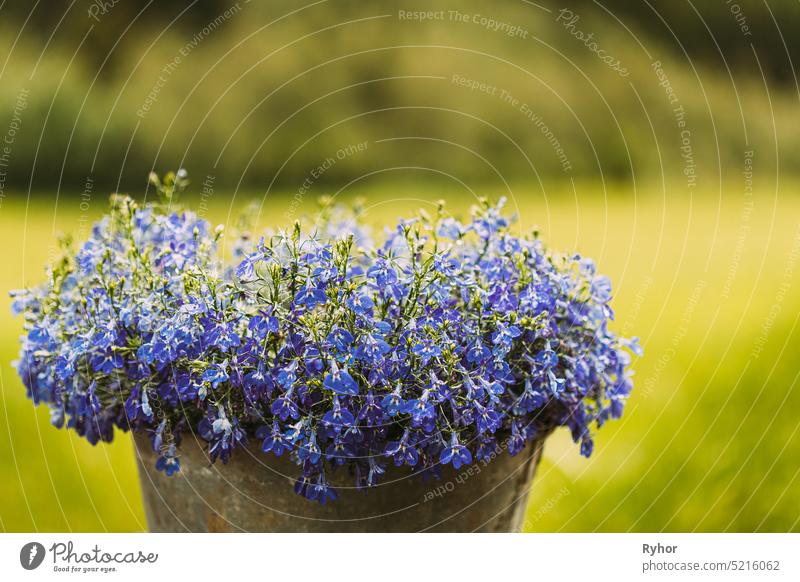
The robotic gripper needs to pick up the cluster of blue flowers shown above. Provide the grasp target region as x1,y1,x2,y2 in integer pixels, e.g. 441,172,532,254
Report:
13,172,640,503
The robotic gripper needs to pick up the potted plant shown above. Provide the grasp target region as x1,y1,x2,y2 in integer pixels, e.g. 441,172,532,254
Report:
12,172,640,532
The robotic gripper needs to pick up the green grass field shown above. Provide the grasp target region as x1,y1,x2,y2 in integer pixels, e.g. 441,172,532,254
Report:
1,182,798,532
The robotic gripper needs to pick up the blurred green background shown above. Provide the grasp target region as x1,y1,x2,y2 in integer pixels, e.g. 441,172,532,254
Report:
1,0,799,532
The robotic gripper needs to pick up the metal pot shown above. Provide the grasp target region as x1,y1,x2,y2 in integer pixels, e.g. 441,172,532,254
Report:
134,432,545,532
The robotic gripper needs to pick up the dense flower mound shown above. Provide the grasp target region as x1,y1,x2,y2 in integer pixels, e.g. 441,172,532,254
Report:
13,173,641,503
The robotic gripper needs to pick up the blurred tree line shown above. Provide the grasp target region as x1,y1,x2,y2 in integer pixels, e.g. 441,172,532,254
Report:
0,0,797,193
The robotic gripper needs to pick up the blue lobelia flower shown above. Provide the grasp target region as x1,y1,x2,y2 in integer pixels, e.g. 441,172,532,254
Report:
355,333,390,363
492,323,522,354
591,276,613,302
236,245,270,281
90,350,123,374
437,217,465,240
440,433,473,469
366,456,386,487
380,385,405,416
322,397,355,429
155,444,181,476
276,361,298,388
203,319,240,350
403,390,435,430
256,421,292,456
307,472,337,505
346,292,374,314
466,340,490,364
294,281,327,309
515,378,548,413
323,361,359,396
475,436,499,462
327,327,354,352
248,313,279,340
271,387,300,421
580,436,594,458
140,388,154,419
357,392,386,426
297,429,321,464
473,401,502,434
212,415,232,437
202,359,229,389
534,347,558,368
411,339,441,366
507,422,527,456
384,430,419,467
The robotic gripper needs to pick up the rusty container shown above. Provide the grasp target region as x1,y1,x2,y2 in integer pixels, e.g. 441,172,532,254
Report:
134,432,545,532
